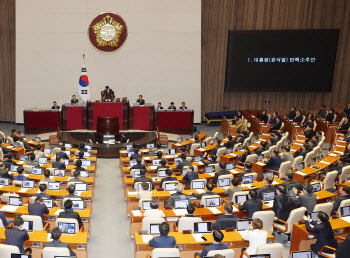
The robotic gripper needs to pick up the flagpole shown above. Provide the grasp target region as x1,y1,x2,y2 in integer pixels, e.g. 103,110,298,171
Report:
82,54,86,104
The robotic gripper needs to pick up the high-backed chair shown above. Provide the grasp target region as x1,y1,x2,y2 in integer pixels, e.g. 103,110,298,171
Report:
232,143,242,152
205,137,213,146
0,148,4,160
216,147,227,160
313,203,333,216
255,243,284,258
321,171,338,191
1,193,19,203
23,165,34,173
261,150,270,159
217,174,233,187
213,132,219,139
244,172,258,182
150,248,180,258
291,156,303,171
245,154,258,163
0,131,5,139
177,217,202,232
207,249,235,258
252,211,275,234
186,156,193,162
339,165,350,182
232,191,249,205
55,218,79,234
5,136,13,145
200,195,221,207
12,180,23,186
21,215,48,231
189,143,200,156
304,152,312,165
42,247,70,258
337,199,350,217
277,161,292,180
52,147,61,155
141,217,165,233
0,244,20,258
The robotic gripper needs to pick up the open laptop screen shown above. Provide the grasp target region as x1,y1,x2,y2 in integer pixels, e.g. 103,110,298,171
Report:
263,192,275,201
169,149,176,155
80,171,89,178
0,178,9,186
174,199,189,209
22,221,33,232
31,168,42,175
43,199,53,209
44,148,51,154
142,201,151,210
48,182,60,190
9,196,23,206
242,175,253,184
150,223,161,235
58,222,76,234
11,254,32,258
194,156,202,162
158,169,166,177
72,200,84,210
235,194,248,205
194,222,212,233
75,183,87,192
205,197,220,207
226,163,233,170
152,159,160,166
174,158,181,165
81,160,91,167
311,183,321,192
205,166,214,173
291,251,312,258
192,181,205,190
236,219,251,231
20,155,28,162
10,165,19,172
218,178,230,187
54,169,65,177
264,172,274,179
341,206,350,217
164,182,178,191
38,157,47,164
147,143,155,149
22,180,34,189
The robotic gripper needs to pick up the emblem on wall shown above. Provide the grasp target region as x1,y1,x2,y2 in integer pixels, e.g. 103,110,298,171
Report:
88,12,128,53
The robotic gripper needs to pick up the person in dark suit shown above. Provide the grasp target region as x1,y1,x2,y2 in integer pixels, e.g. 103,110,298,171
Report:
28,197,49,226
155,102,163,111
292,184,317,212
58,199,83,229
188,134,200,150
239,190,263,219
194,230,229,258
179,102,187,110
160,168,177,189
282,172,302,190
256,142,266,156
74,159,85,172
133,169,154,190
258,110,268,124
33,184,52,200
148,222,176,248
168,102,176,110
3,153,16,169
183,166,198,188
339,116,350,132
344,104,350,116
155,159,170,174
331,185,350,215
52,155,66,170
264,150,282,172
304,124,316,141
317,105,327,118
119,133,127,143
257,177,275,199
237,148,250,163
44,226,76,256
325,108,335,122
101,86,115,101
236,131,248,144
287,107,297,120
71,95,78,105
273,186,292,222
78,143,88,152
5,217,30,253
51,101,60,110
293,110,303,123
166,183,191,207
303,211,338,257
176,203,197,226
269,116,282,133
69,170,84,183
267,112,278,126
56,147,69,160
177,153,191,170
224,178,243,203
13,166,27,181
298,143,309,160
76,151,86,161
238,161,254,183
26,153,40,168
0,138,9,156
335,232,350,258
201,154,218,166
303,118,314,129
331,157,347,176
136,95,145,105
10,129,20,142
62,185,83,202
224,135,235,149
191,182,217,199
211,162,230,185
131,157,146,170
130,148,142,160
0,162,13,179
213,203,238,230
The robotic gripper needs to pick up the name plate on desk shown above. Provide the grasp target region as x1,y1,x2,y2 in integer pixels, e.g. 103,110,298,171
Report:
182,230,192,234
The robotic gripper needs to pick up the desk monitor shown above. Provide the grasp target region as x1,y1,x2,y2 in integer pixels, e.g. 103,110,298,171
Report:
20,155,29,162
226,148,233,154
64,150,71,156
182,168,187,176
235,194,248,205
9,196,23,206
218,178,230,187
44,148,51,154
83,152,91,158
205,197,220,207
152,159,160,166
43,199,53,209
54,169,65,177
80,171,89,178
72,200,84,210
201,142,207,148
22,221,33,232
58,222,76,234
147,143,155,149
242,175,253,184
64,143,72,148
126,145,133,151
205,166,214,173
137,183,151,191
311,183,321,192
164,182,178,191
158,169,166,178
127,151,135,158
38,157,47,164
14,142,19,148
264,172,274,179
10,165,19,172
194,222,212,234
11,254,32,258
174,158,181,165
81,160,91,167
133,170,141,178
150,223,161,235
236,219,251,231
192,181,205,190
250,255,271,258
142,200,151,210
149,150,157,157
35,137,41,142
194,156,202,162
341,206,350,217
129,160,137,167
2,138,7,144
169,149,176,155
22,180,34,189
177,137,183,143
174,199,189,209
291,251,312,258
48,182,60,190
31,168,42,175
0,178,9,186
226,163,233,170
75,183,87,192
263,192,275,201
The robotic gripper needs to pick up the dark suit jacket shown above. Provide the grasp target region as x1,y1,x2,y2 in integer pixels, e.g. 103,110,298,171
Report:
133,176,155,190
131,164,146,170
292,192,317,212
265,155,282,171
198,243,229,258
273,194,292,221
168,106,176,110
192,191,217,200
339,122,350,131
325,113,335,122
177,160,191,170
137,99,145,105
298,149,309,160
102,89,115,99
155,165,170,174
335,232,350,258
3,159,16,169
269,116,277,125
56,151,69,160
282,180,302,191
5,227,29,253
259,114,268,124
256,147,265,156
11,133,20,142
287,111,296,120
44,240,76,256
294,115,303,123
269,121,282,132
332,195,349,212
213,214,238,230
183,171,199,187
238,169,254,183
305,221,338,255
304,129,316,140
71,99,78,105
1,145,8,155
160,177,177,188
239,199,263,218
211,169,230,185
52,161,66,169
58,209,83,228
33,192,52,199
130,153,142,160
332,163,346,175
0,169,13,178
224,140,235,149
257,185,276,199
148,235,176,248
28,202,49,226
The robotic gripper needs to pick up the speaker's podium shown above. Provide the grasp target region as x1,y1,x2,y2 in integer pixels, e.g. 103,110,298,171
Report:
96,117,119,144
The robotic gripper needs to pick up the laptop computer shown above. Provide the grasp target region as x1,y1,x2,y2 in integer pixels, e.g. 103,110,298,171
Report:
242,175,253,184
311,183,321,192
226,163,233,170
58,222,76,234
11,254,32,258
126,145,133,151
218,178,230,187
236,219,252,231
168,149,176,155
22,180,35,189
10,165,19,172
2,138,7,144
194,156,202,162
83,152,91,158
291,251,312,258
174,158,181,165
38,157,47,165
174,199,189,209
264,172,274,179
127,152,135,158
205,166,214,173
340,206,350,217
13,142,19,148
54,169,65,177
147,143,155,149
48,182,61,190
194,222,212,233
64,143,72,148
81,160,91,167
64,150,71,156
9,196,23,206
263,191,275,201
192,181,205,190
22,221,33,232
149,150,157,157
79,171,89,178
157,169,166,178
150,223,161,235
177,137,183,143
205,197,220,207
20,155,29,162
133,170,141,178
235,194,248,205
0,178,9,186
129,160,137,167
201,142,207,148
142,201,151,210
44,148,51,154
75,183,87,192
152,159,161,166
43,199,53,209
164,182,178,191
226,148,233,154
72,200,84,210
35,137,41,142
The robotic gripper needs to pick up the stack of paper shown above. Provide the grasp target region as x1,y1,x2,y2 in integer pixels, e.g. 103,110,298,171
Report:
232,206,239,212
131,210,142,217
0,205,18,212
256,162,266,166
143,157,150,160
319,161,330,165
264,201,274,207
18,188,28,193
192,234,205,242
196,161,204,165
47,233,53,241
341,216,350,223
241,184,253,188
196,189,206,194
168,191,176,195
198,148,205,151
230,170,240,174
142,235,153,243
272,181,279,185
173,209,188,216
208,207,221,214
17,161,25,165
295,171,307,176
28,141,34,143
174,143,181,146
328,153,337,157
128,191,137,196
149,166,157,170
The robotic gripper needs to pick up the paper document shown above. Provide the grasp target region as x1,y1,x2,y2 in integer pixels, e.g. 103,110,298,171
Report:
0,205,18,212
149,166,157,170
28,141,34,143
249,146,257,149
168,191,176,195
143,157,150,160
192,234,205,242
262,134,270,136
131,210,142,217
166,217,179,222
206,173,215,177
295,171,307,176
319,161,330,165
0,185,3,189
128,192,137,196
264,201,274,207
256,162,266,166
272,181,279,185
241,184,253,188
230,170,240,174
198,148,205,151
196,189,206,194
18,188,28,193
232,206,239,212
54,209,64,215
17,161,25,165
294,143,303,146
208,207,221,214
333,151,343,154
228,154,237,157
47,233,53,241
196,161,204,165
142,235,153,243
255,141,261,144
173,209,188,216
174,144,181,146
328,153,337,157
341,216,350,224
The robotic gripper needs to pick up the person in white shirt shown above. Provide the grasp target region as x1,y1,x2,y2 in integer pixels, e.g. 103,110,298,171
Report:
240,218,268,257
136,182,153,200
143,198,165,218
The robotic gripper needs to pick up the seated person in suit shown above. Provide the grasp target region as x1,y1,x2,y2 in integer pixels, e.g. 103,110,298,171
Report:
0,138,9,156
71,95,78,105
179,146,190,157
224,135,235,149
4,153,17,169
177,153,191,170
237,148,250,163
325,108,335,122
239,190,263,219
76,151,86,161
303,118,314,129
166,183,190,207
298,143,309,160
211,162,230,185
273,185,292,222
268,116,282,133
74,159,86,171
282,172,302,190
293,110,303,123
224,178,243,202
317,105,327,118
263,150,282,173
292,184,317,212
130,148,142,160
52,155,66,170
143,198,165,218
62,185,83,203
258,110,268,124
183,166,198,188
237,131,248,144
34,144,47,158
179,102,187,110
26,153,40,168
264,138,273,151
202,154,218,166
149,222,176,248
155,159,170,174
78,143,88,152
240,218,268,256
13,166,27,181
33,183,52,199
308,139,317,152
0,162,13,179
5,217,31,253
69,170,84,183
133,169,155,190
56,147,69,160
331,185,350,215
10,129,20,142
160,168,177,189
281,146,294,163
28,197,49,226
119,133,127,143
40,169,55,183
188,134,200,149
155,102,163,111
194,230,228,258
44,226,76,256
287,107,296,120
176,203,197,226
101,85,115,101
339,116,350,132
335,230,350,258
51,101,60,110
213,203,237,230
58,199,83,229
137,95,145,105
267,111,278,126
256,142,266,156
168,102,176,110
304,124,316,141
136,182,153,200
131,157,146,170
210,139,223,155
191,182,217,199
331,157,347,176
231,115,247,133
238,161,254,183
257,176,275,199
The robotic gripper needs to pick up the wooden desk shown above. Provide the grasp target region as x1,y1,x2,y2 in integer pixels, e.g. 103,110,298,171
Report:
62,104,88,131
129,105,155,130
221,118,237,135
156,110,194,135
171,133,207,149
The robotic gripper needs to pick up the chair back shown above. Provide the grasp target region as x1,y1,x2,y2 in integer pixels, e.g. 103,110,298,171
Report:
178,217,202,232
323,171,338,191
200,195,221,207
291,156,303,171
244,172,258,182
301,115,306,124
245,154,258,163
208,163,219,171
217,174,233,186
190,179,207,190
151,248,180,258
141,217,165,233
16,141,25,149
0,131,5,139
0,244,20,258
189,143,200,156
256,243,284,258
338,199,350,217
163,181,179,191
186,156,193,162
313,203,333,216
278,161,292,180
52,147,61,155
216,147,227,159
205,137,213,146
232,191,249,205
333,114,337,121
134,182,151,191
0,219,4,228
5,136,13,145
252,210,275,234
207,249,235,258
232,143,242,152
1,193,19,203
23,165,34,173
0,148,3,160
339,165,350,182
55,218,79,234
275,141,283,152
261,150,270,159
304,152,312,166
213,132,219,139
12,180,23,186
242,138,249,148
42,247,70,258
138,199,153,209
285,207,307,234
21,215,44,231
280,122,285,130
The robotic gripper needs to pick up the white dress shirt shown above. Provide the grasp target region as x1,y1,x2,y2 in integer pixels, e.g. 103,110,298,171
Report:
137,190,153,200
143,209,165,218
240,229,268,255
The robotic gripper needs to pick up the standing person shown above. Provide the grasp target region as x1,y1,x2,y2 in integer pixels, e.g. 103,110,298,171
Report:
51,101,60,110
273,186,292,222
101,86,115,101
240,218,268,256
71,95,78,105
137,95,145,105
